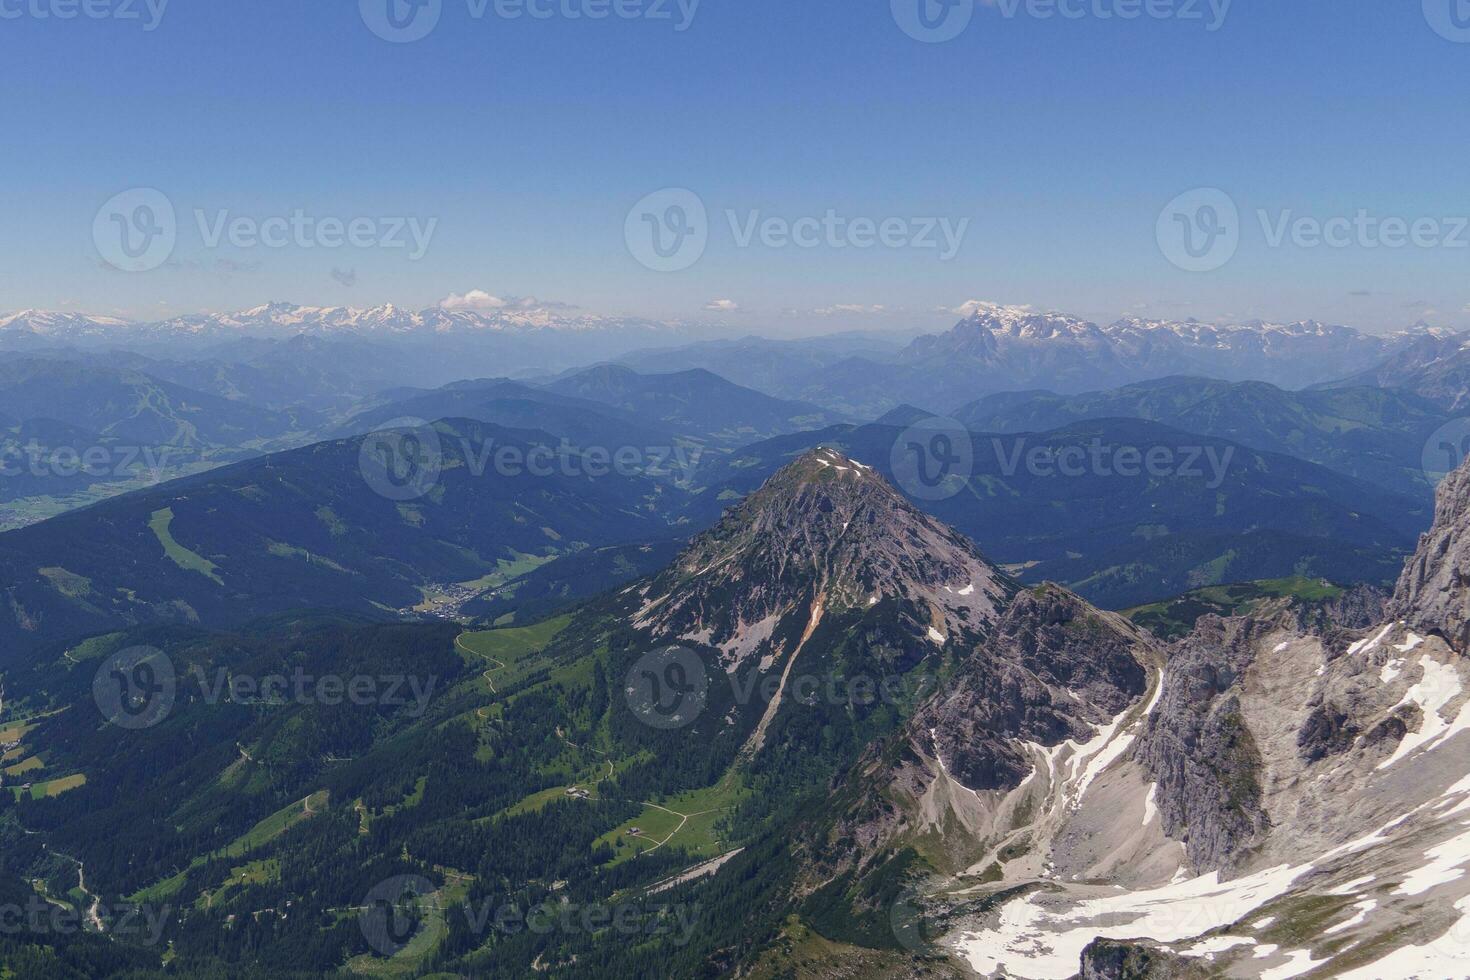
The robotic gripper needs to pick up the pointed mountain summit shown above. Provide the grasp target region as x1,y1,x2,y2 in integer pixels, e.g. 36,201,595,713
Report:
634,447,1014,664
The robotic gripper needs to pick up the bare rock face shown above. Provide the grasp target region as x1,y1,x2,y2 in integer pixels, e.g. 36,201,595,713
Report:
916,585,1152,792
1391,454,1470,653
1079,940,1211,980
1133,615,1271,873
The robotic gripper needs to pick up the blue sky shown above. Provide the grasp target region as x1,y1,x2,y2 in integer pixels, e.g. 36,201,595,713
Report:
2,0,1468,334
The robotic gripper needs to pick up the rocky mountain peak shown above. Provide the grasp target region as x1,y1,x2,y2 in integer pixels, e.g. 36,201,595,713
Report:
1390,452,1470,651
633,447,1013,662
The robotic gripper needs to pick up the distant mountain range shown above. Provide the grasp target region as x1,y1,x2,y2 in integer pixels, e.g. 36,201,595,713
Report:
5,301,1464,421
785,306,1461,415
953,376,1452,500
0,303,678,345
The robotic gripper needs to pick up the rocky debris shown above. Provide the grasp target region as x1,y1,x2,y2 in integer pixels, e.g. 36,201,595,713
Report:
1391,454,1470,652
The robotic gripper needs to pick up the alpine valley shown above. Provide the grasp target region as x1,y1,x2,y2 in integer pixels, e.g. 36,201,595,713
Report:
1,441,1468,978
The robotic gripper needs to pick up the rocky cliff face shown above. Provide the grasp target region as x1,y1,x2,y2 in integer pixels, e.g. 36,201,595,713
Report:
797,584,1161,892
1391,456,1470,652
1133,616,1271,872
915,453,1470,978
917,586,1151,794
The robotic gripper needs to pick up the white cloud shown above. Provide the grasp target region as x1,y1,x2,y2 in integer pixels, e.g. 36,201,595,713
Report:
439,289,509,311
952,299,1033,318
704,299,741,312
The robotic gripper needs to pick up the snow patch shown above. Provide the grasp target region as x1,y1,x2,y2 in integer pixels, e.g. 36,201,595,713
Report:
1378,658,1468,769
955,862,1312,979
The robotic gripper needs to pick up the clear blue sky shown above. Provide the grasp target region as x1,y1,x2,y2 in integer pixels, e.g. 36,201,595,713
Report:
2,0,1467,334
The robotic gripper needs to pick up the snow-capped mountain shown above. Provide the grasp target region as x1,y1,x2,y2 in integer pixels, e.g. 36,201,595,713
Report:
0,302,677,347
905,305,1437,385
791,305,1462,415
